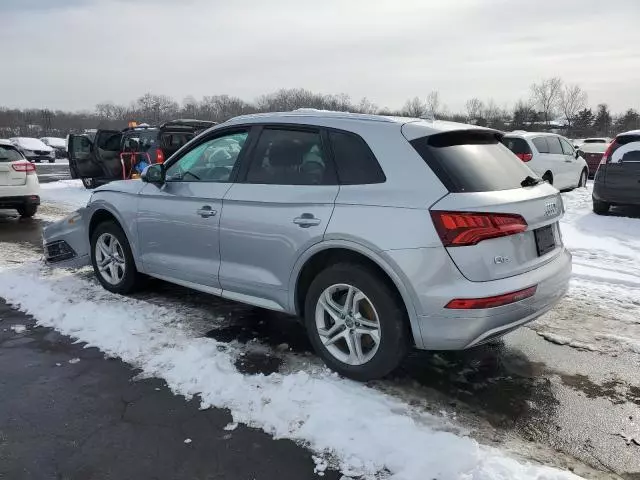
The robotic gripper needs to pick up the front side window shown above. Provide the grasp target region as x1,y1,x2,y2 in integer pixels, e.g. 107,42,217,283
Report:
560,138,575,155
532,137,550,154
165,131,248,182
245,128,334,185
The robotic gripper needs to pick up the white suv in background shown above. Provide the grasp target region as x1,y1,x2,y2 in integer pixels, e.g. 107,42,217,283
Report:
501,132,589,190
0,140,40,217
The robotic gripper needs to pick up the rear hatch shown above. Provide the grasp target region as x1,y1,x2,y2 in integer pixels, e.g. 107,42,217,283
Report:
0,145,28,186
405,128,563,282
577,142,607,172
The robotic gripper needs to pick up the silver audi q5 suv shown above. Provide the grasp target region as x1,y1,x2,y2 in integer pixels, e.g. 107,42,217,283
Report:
43,111,571,380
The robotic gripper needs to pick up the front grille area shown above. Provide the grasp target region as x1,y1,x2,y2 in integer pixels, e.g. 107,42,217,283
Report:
45,240,76,262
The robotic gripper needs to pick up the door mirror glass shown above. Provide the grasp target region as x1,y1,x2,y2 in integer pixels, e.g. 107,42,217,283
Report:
141,163,165,184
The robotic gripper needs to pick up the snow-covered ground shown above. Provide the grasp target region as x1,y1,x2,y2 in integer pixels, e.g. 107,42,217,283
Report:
530,185,640,355
4,179,639,479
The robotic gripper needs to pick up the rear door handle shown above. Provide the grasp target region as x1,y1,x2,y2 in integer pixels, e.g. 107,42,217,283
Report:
293,214,321,228
196,206,217,218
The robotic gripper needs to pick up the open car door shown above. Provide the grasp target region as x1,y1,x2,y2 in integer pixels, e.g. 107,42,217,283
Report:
68,130,123,185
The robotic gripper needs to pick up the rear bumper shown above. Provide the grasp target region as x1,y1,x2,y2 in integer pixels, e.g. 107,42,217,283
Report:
0,195,40,209
593,177,640,206
384,247,572,350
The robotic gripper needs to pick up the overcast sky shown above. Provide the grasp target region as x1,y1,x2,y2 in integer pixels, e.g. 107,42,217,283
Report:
2,0,639,113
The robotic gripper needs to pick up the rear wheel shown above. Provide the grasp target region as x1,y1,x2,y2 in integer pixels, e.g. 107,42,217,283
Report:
48,159,55,164
542,172,553,185
90,221,144,294
17,205,37,218
593,198,610,215
82,177,97,189
304,263,409,381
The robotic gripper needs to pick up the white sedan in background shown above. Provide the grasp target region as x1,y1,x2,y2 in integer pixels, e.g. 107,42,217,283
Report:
0,140,40,217
501,131,589,190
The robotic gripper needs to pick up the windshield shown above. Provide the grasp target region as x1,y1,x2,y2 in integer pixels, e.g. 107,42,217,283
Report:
13,137,49,150
0,145,24,162
409,130,538,192
42,137,66,148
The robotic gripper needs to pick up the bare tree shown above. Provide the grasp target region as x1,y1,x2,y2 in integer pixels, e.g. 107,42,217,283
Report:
355,97,378,114
465,98,484,123
558,84,587,133
426,91,441,118
530,77,563,127
402,97,428,117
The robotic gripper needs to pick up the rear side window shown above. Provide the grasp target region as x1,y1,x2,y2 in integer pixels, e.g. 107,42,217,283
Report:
161,131,194,151
500,137,531,155
532,137,549,153
0,145,23,162
328,131,385,185
409,130,536,192
245,128,336,185
546,137,563,154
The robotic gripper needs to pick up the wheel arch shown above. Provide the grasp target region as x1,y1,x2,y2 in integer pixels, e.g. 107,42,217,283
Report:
289,240,424,348
87,205,143,271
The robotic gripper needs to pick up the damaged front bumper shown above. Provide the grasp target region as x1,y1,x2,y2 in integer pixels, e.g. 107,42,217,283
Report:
42,208,91,269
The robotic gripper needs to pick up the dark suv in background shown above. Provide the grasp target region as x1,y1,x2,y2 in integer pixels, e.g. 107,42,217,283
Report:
68,120,216,188
593,130,640,214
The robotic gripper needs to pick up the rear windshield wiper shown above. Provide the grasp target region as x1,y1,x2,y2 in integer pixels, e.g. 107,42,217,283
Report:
521,175,543,187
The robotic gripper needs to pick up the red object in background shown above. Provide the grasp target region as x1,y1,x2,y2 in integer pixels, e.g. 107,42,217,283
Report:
155,148,165,163
516,153,533,162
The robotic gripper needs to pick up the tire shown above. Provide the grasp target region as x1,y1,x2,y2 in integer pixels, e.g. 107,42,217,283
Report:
542,172,553,185
49,159,55,164
304,263,409,381
593,198,610,215
82,177,97,189
90,221,144,294
17,205,37,218
578,169,587,188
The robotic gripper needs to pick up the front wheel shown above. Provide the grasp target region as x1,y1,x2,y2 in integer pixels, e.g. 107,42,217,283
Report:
304,263,409,381
593,198,610,215
82,177,97,189
48,159,55,164
578,169,587,188
90,221,144,294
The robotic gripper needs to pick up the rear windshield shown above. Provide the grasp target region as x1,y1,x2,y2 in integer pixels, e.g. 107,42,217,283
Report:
610,134,640,163
0,145,24,162
501,137,531,155
409,130,537,192
584,138,607,144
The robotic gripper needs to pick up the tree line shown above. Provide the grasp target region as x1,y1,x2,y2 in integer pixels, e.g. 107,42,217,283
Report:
1,78,638,139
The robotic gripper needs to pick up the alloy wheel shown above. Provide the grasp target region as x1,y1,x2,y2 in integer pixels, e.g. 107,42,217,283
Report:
314,283,381,365
94,233,126,285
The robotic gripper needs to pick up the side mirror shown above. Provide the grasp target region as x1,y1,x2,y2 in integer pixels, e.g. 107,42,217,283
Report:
141,163,165,184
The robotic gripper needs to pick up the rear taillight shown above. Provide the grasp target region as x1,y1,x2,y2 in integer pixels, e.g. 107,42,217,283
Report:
600,140,617,165
12,162,36,174
430,211,527,247
516,153,533,162
155,148,165,164
445,286,537,309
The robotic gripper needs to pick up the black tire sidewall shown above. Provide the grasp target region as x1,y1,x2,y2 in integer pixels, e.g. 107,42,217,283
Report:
304,263,408,381
90,222,139,294
17,205,37,218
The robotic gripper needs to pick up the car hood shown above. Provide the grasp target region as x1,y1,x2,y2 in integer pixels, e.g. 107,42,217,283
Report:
93,179,145,196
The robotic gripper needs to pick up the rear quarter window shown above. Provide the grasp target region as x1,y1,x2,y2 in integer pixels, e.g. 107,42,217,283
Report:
409,130,537,192
328,130,385,185
501,137,531,155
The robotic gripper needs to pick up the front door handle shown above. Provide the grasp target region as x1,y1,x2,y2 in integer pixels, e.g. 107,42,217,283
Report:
293,214,321,228
196,206,217,218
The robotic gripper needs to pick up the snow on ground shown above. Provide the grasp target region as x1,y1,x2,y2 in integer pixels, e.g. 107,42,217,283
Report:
0,254,579,480
39,179,91,210
528,183,640,355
